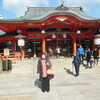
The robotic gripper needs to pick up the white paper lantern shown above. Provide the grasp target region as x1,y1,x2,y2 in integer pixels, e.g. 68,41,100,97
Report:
52,34,56,38
18,39,25,47
63,34,67,38
94,38,100,45
41,30,45,34
77,30,81,34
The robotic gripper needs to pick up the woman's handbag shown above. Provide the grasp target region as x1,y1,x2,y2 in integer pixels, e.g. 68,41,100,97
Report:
47,68,55,75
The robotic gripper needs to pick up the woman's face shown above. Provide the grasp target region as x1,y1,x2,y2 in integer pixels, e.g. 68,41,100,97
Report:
42,54,46,59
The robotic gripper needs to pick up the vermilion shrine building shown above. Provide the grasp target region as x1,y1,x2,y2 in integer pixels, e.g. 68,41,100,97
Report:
0,4,100,60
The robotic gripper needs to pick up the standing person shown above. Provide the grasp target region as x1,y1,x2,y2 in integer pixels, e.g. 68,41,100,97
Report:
37,53,52,92
27,48,31,59
56,47,61,58
93,48,99,65
77,45,84,63
72,53,80,77
48,47,53,57
86,49,92,68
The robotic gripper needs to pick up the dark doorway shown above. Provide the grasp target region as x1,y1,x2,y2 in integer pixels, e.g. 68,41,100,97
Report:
46,39,72,56
0,43,7,53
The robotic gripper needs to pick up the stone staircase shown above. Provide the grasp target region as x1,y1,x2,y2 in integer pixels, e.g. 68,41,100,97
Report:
11,57,73,74
11,58,37,74
11,57,100,74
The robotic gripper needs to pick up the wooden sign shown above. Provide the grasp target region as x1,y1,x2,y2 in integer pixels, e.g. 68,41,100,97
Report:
4,48,10,56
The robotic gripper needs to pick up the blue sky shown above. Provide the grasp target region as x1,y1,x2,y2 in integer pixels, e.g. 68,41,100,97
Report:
0,0,100,19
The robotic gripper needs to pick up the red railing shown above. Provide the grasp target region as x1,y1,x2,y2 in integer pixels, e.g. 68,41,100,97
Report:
0,52,21,61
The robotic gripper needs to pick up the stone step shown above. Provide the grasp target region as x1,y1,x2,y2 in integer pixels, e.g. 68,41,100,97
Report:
11,58,100,74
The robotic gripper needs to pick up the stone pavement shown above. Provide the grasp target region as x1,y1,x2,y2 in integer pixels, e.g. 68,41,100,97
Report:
0,58,100,100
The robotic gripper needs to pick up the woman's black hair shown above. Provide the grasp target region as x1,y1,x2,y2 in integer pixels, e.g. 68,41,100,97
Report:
41,52,47,59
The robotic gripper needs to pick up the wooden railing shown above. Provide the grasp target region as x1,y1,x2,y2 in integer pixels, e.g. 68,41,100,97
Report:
0,52,21,61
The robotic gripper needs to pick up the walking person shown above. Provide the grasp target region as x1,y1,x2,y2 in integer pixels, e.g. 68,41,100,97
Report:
37,52,52,92
77,45,84,64
72,53,80,77
93,48,99,65
86,49,92,68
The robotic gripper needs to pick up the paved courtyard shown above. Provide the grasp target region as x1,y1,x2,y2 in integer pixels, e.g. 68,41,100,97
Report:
0,58,100,100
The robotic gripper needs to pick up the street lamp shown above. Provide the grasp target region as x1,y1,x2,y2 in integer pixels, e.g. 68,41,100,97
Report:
15,34,26,47
15,30,26,59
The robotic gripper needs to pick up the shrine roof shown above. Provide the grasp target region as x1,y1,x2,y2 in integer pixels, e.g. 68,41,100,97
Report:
22,6,98,21
0,6,100,22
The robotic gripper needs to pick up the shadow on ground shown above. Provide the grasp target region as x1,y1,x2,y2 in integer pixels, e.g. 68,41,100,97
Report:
64,68,75,76
34,79,41,89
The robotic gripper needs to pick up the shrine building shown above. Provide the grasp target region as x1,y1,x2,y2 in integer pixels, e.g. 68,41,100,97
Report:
0,3,100,60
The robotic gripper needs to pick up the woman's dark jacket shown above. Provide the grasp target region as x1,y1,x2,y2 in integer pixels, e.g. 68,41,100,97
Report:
93,50,99,59
37,58,52,79
86,51,91,62
73,56,80,67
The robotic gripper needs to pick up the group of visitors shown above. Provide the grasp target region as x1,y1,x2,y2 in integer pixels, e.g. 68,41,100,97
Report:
73,45,99,77
37,45,99,93
48,46,61,58
77,45,99,67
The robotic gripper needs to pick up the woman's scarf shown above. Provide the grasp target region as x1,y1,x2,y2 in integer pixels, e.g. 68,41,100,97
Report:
41,59,47,78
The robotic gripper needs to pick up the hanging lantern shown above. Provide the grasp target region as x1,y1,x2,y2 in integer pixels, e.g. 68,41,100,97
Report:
41,30,45,34
52,34,56,38
18,38,25,47
63,34,67,38
16,29,22,34
94,34,100,45
77,30,81,34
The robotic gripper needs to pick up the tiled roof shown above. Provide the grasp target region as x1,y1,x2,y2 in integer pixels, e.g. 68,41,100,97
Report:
21,6,99,21
0,6,100,22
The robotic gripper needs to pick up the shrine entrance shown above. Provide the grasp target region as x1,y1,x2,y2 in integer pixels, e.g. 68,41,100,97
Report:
46,39,72,56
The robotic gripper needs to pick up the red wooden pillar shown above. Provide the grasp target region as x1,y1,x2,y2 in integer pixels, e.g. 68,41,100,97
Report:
21,46,25,59
70,34,77,53
42,37,46,53
12,41,16,52
73,37,77,53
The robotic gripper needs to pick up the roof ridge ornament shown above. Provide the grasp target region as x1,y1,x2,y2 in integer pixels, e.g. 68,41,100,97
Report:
55,1,69,11
61,1,64,8
80,6,84,12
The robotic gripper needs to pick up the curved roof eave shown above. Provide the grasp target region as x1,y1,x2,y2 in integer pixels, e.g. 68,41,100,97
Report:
24,11,100,22
22,10,100,22
0,10,100,23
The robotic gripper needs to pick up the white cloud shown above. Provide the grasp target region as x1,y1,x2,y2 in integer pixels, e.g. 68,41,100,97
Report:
3,0,49,17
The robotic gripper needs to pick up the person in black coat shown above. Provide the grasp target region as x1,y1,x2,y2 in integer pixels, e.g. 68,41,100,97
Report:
86,49,92,68
93,48,99,65
37,52,52,92
73,53,80,77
